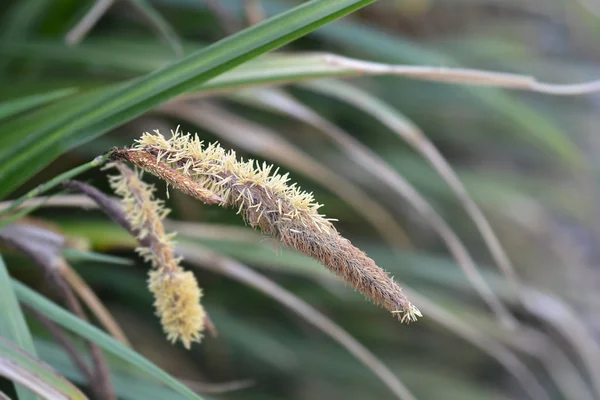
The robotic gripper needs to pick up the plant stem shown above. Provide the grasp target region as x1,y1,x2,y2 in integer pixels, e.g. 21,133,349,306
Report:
0,151,113,219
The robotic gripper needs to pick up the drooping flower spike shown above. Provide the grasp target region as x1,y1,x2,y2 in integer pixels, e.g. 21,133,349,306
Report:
108,161,206,348
113,128,421,323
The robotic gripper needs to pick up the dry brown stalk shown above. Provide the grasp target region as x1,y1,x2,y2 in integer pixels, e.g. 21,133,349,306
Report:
60,264,131,347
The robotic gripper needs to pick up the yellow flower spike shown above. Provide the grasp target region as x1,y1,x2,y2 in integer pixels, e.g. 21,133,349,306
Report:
148,269,205,349
108,162,206,347
115,128,420,322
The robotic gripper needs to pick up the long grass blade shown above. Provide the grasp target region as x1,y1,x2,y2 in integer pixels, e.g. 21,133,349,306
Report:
175,222,548,400
12,280,205,400
403,290,550,400
0,0,377,199
0,254,39,400
493,325,595,400
0,337,87,400
0,89,77,121
301,79,520,295
522,290,600,399
60,264,131,346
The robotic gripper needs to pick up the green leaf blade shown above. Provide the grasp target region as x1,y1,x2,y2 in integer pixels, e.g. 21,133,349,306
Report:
0,337,87,400
0,0,375,199
0,254,39,400
12,280,204,400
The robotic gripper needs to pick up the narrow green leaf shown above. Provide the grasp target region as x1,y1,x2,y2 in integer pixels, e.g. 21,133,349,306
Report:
12,279,205,400
0,38,582,170
186,0,586,166
0,88,77,121
0,254,39,400
0,337,87,400
35,339,202,400
0,0,375,199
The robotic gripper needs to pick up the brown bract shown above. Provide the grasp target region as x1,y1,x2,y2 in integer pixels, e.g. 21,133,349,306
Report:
112,148,222,205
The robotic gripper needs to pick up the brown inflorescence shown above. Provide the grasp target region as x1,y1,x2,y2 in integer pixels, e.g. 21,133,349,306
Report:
112,149,222,205
115,128,421,322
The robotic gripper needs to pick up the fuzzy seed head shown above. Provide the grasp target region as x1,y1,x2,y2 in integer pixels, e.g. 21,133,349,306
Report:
122,128,420,322
148,269,205,349
134,128,334,235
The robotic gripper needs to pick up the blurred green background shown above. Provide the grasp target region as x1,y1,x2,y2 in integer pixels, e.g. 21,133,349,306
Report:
2,0,600,399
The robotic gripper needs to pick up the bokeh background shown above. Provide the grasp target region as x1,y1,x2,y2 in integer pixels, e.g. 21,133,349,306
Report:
2,0,600,399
